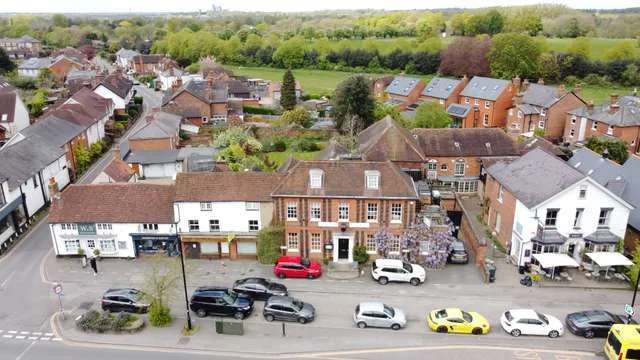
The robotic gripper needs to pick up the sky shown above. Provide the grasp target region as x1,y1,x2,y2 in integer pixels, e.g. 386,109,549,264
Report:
1,0,639,13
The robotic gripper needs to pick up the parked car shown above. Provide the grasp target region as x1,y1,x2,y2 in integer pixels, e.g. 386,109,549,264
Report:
566,310,635,338
427,308,490,335
371,259,426,286
353,302,406,330
273,256,322,279
448,241,469,264
189,286,253,319
232,277,288,301
263,296,315,324
101,288,149,314
501,309,563,338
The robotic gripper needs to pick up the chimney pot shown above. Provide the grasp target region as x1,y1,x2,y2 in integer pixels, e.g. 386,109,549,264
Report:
537,78,544,85
610,93,619,105
522,79,530,92
113,145,121,161
513,75,521,90
573,83,582,97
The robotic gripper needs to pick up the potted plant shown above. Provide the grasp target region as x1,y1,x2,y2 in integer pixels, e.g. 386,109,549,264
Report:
93,248,101,260
78,248,87,268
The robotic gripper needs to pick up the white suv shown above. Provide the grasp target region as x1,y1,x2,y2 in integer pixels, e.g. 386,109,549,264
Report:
371,259,426,286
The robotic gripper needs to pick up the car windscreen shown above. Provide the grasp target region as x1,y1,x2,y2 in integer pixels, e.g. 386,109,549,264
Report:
536,312,549,325
291,299,303,311
383,305,395,318
402,262,412,273
222,292,237,304
462,311,473,323
504,311,514,322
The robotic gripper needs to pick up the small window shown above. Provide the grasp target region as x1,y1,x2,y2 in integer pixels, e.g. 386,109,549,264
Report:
287,203,298,220
464,97,469,104
540,108,546,117
571,115,577,124
143,223,158,231
365,170,380,190
538,120,545,129
592,121,598,130
474,98,479,106
427,162,437,170
495,213,501,233
440,164,448,171
483,114,489,126
287,233,299,250
365,234,376,253
391,203,402,222
389,236,401,253
310,233,321,252
188,220,199,232
87,239,95,248
338,203,349,221
309,169,323,189
573,208,584,228
598,208,612,227
579,185,587,199
248,220,259,232
367,203,378,221
544,209,559,227
32,175,38,188
497,184,504,203
310,202,321,221
517,111,523,119
200,202,212,211
570,129,575,137
209,219,220,232
454,161,465,176
245,202,259,211
484,101,490,109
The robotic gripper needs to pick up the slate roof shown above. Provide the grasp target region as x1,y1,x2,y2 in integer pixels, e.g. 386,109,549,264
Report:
116,48,140,60
487,148,585,208
569,96,640,127
163,79,228,106
460,76,511,101
226,79,251,97
0,78,17,124
20,115,85,148
385,76,422,97
532,230,567,245
175,172,284,202
65,69,96,82
422,77,461,99
97,73,133,99
446,103,470,118
357,116,425,162
103,157,135,182
519,136,564,157
521,84,563,108
48,184,175,224
0,134,66,190
18,57,51,70
125,150,179,165
584,229,621,244
272,160,418,199
412,128,520,157
314,140,350,161
67,87,113,119
130,111,181,140
568,148,640,230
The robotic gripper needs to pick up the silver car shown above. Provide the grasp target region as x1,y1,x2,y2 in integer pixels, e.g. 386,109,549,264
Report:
353,302,406,330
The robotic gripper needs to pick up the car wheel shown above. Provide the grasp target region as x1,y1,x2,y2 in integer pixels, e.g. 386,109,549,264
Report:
357,321,367,329
265,314,275,322
391,323,401,331
278,273,286,279
436,326,448,333
297,317,307,324
510,329,521,337
234,312,245,320
195,309,207,318
410,278,420,286
548,330,559,338
472,327,483,335
584,330,595,339
378,277,389,285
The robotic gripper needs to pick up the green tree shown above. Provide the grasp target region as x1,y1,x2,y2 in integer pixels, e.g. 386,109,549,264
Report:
567,37,591,58
280,69,297,111
73,144,91,175
353,244,370,266
505,12,542,36
281,107,310,127
627,246,640,290
27,89,48,117
622,64,640,86
603,41,638,62
52,14,69,28
272,36,306,69
410,102,452,129
257,226,284,264
489,33,541,79
333,75,375,135
143,255,182,327
0,48,16,75
585,136,629,165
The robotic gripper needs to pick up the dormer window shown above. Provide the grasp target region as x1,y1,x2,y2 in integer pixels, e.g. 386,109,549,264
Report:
309,169,323,189
365,170,380,190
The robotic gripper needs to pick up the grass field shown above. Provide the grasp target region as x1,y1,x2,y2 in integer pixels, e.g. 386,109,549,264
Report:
266,149,323,167
544,37,637,61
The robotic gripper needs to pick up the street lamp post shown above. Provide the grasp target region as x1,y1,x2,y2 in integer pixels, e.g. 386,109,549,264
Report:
177,235,192,330
629,268,640,322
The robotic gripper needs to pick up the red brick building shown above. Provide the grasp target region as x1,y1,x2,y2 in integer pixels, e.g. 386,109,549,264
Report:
421,76,467,110
450,76,516,129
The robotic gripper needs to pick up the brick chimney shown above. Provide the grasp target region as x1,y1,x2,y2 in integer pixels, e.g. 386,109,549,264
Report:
512,75,521,91
522,79,530,92
48,177,59,200
609,94,620,114
557,84,566,98
537,78,544,85
573,83,582,97
513,93,523,106
171,78,182,92
587,100,594,114
114,145,121,161
207,72,216,88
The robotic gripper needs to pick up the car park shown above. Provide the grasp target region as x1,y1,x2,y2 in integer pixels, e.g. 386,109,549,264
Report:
232,277,288,301
371,259,426,286
189,286,253,319
353,302,406,330
427,308,490,335
263,296,315,324
566,310,635,338
273,256,322,279
500,309,563,338
101,288,149,313
448,241,469,264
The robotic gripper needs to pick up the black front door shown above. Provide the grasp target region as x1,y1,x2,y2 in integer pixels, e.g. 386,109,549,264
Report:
338,238,349,259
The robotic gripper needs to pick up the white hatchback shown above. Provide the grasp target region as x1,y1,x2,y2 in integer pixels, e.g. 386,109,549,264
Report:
371,259,426,286
500,309,564,338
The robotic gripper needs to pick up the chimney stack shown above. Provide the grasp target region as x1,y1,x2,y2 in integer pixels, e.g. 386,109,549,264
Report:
537,78,544,85
573,83,582,97
48,177,59,200
171,78,182,92
513,93,523,106
512,75,521,91
609,94,620,114
587,100,594,114
522,79,530,92
557,84,566,98
114,145,121,161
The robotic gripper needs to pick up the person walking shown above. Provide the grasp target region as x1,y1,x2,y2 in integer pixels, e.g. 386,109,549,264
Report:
89,256,98,276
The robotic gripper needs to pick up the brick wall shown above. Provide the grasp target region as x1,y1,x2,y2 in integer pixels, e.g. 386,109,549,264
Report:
484,174,517,248
461,85,515,129
544,93,584,140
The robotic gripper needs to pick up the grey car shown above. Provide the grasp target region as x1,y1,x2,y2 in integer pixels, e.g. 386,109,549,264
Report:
353,302,406,330
263,296,315,324
448,241,469,264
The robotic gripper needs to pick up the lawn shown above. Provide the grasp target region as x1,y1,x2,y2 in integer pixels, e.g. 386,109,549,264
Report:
580,84,634,103
226,65,433,96
266,149,323,167
545,37,637,61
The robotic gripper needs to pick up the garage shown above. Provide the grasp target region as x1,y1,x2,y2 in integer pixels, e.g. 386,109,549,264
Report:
143,162,177,178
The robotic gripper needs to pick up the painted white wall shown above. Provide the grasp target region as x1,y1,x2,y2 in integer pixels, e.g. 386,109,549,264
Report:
0,180,22,244
93,85,128,111
41,155,71,201
174,201,264,234
18,69,39,77
50,222,175,258
20,175,45,217
0,95,30,139
142,162,178,179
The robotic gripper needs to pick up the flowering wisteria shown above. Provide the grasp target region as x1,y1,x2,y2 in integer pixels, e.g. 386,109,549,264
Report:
373,227,398,259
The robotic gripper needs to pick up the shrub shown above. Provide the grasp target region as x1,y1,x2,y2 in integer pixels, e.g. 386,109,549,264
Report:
76,310,100,332
179,130,190,140
115,114,130,122
290,137,320,152
583,74,611,86
257,226,284,265
148,301,172,327
243,106,277,115
133,96,143,105
94,312,114,333
113,312,136,331
89,141,104,160
563,75,579,86
115,122,125,131
261,137,287,152
353,244,370,266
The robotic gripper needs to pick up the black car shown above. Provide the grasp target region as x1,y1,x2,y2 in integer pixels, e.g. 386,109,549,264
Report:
565,310,635,338
189,286,253,319
448,241,469,264
101,288,149,313
263,296,315,324
232,277,288,301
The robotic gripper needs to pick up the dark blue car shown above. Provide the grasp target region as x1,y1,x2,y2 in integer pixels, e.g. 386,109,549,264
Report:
190,286,253,319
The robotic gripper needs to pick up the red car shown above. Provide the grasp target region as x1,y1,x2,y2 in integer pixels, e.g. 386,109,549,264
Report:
273,256,322,279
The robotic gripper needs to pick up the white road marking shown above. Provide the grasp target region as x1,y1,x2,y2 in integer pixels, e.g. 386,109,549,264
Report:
20,331,29,334
44,332,53,337
8,330,17,334
52,337,62,341
15,335,25,339
28,337,38,340
32,332,41,335
2,334,13,338
40,337,50,341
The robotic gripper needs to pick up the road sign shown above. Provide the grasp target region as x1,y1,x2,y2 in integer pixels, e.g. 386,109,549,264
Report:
625,304,634,316
52,283,63,295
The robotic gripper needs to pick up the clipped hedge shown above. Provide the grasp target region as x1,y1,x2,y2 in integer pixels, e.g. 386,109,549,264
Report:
243,106,277,115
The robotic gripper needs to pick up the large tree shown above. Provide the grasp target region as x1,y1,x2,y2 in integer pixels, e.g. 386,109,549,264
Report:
333,75,375,135
0,48,16,75
438,36,491,77
280,69,297,111
410,102,452,129
585,136,629,165
488,33,541,79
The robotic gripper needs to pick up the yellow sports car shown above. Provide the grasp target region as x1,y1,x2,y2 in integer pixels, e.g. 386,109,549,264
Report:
427,308,490,335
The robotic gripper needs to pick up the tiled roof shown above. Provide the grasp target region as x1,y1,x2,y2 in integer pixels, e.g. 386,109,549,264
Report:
315,140,350,161
103,157,135,182
385,76,422,96
487,148,585,208
357,116,425,162
422,77,461,99
67,87,113,119
569,96,640,127
0,134,66,190
0,77,17,124
175,172,284,202
460,76,511,101
272,160,418,199
412,128,519,157
521,83,563,108
446,103,470,118
97,73,133,99
163,79,228,106
132,54,164,64
130,111,181,140
48,184,175,224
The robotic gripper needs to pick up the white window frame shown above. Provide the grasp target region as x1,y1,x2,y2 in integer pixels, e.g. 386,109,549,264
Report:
389,236,401,254
484,101,490,109
209,219,220,232
474,98,479,106
310,233,321,253
338,203,349,221
598,208,612,227
571,115,577,124
497,184,504,203
310,202,321,222
517,110,523,119
495,213,501,233
592,121,597,131
454,161,465,176
464,97,469,104
99,239,116,253
365,234,377,254
367,203,378,222
64,239,80,253
365,171,380,190
573,208,584,229
540,108,546,117
391,203,402,223
569,129,575,137
188,220,200,232
538,120,545,129
143,223,158,231
200,202,212,211
309,169,323,189
578,185,587,199
483,114,489,126
245,202,259,211
248,219,259,232
287,203,298,221
287,232,299,251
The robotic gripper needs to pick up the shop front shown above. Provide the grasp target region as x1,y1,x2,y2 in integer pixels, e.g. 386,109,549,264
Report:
131,233,179,257
179,233,257,260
